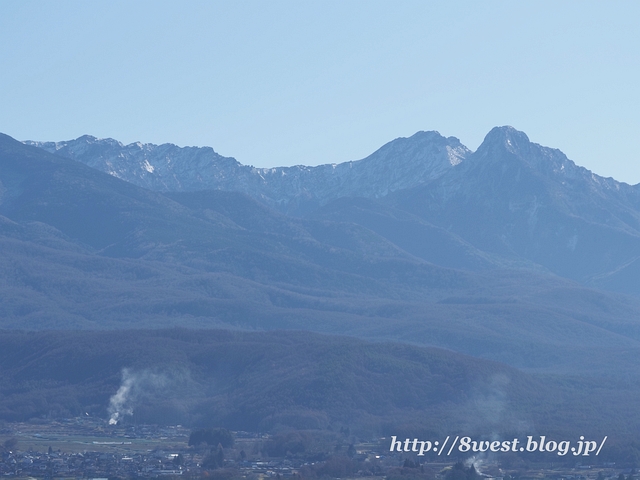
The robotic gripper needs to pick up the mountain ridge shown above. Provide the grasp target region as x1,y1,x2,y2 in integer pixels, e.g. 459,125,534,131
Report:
25,131,469,214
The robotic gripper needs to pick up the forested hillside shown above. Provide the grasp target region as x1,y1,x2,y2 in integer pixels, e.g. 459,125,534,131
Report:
0,328,636,444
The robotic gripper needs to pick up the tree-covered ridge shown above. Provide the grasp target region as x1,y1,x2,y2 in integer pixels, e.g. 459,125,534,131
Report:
0,328,638,442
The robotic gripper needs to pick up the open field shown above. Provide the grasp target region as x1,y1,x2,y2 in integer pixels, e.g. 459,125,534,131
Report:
0,419,189,454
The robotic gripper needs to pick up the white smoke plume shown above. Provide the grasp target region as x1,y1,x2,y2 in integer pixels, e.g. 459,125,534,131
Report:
108,368,170,425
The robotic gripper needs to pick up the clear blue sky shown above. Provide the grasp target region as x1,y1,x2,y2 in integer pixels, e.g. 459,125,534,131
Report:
1,1,639,183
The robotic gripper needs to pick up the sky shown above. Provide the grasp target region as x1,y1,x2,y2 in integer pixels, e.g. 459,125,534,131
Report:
1,1,639,183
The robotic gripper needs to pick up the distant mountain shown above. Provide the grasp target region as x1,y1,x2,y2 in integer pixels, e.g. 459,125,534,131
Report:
7,131,640,380
25,131,468,214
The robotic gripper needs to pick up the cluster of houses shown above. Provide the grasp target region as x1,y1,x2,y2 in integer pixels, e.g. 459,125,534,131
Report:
0,446,353,478
0,448,186,478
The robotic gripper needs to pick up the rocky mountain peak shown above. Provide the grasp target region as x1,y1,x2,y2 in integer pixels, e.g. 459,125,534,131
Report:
474,125,533,160
467,126,594,189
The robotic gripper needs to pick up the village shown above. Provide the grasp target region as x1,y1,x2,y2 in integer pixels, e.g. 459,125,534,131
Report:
0,418,630,479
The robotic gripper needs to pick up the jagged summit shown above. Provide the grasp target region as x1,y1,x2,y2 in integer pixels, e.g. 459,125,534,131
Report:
467,126,595,187
25,130,468,214
483,125,529,143
471,126,537,163
388,130,467,166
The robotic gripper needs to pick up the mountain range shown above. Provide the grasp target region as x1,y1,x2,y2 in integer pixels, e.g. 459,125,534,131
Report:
4,126,640,441
26,126,640,292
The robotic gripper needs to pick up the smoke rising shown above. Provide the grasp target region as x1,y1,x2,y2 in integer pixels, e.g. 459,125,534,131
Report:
108,368,170,425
